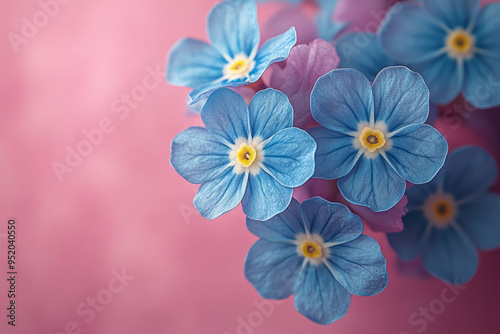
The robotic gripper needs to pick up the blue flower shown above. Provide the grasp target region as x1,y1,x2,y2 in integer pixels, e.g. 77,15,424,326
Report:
170,88,316,220
245,197,388,325
308,66,448,212
166,0,297,105
380,0,500,108
388,146,500,284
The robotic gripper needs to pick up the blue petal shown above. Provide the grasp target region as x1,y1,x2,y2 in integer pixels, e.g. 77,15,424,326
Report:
442,146,498,202
336,33,396,82
300,197,363,244
379,3,448,64
462,55,500,109
261,128,316,188
406,182,436,208
170,127,230,184
307,127,361,180
421,225,479,284
457,193,500,251
248,88,293,141
383,124,448,184
473,3,500,55
294,262,351,325
207,0,260,59
372,67,430,132
338,156,406,212
251,27,297,82
246,198,304,241
315,0,347,41
241,170,293,221
201,88,250,146
166,38,226,87
387,210,430,261
187,77,248,105
413,54,464,105
311,69,373,133
422,0,480,29
245,239,302,299
194,168,247,219
327,235,388,296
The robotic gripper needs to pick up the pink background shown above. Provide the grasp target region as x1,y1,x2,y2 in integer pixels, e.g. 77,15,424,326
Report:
1,1,499,333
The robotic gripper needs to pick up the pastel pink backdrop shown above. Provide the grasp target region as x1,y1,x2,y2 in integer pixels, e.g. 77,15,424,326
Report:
1,1,499,334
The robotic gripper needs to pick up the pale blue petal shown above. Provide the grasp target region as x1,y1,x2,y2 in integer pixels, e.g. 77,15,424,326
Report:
261,128,316,188
457,194,500,251
170,127,230,184
248,88,293,141
422,0,480,29
294,262,351,325
251,27,297,82
473,3,500,55
379,3,448,64
442,146,498,202
384,124,448,184
327,235,388,296
311,69,373,133
307,127,361,180
201,88,250,145
301,197,363,244
187,77,248,105
421,225,479,284
462,54,500,109
245,240,302,299
166,38,226,87
336,33,396,82
372,67,430,131
194,168,247,219
207,0,259,59
338,156,406,212
388,210,430,261
246,198,304,241
241,171,293,221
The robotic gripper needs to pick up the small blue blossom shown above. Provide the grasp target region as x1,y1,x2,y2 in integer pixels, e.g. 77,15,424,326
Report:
245,197,388,325
167,0,297,105
170,88,316,221
380,0,500,108
388,146,500,284
308,66,448,212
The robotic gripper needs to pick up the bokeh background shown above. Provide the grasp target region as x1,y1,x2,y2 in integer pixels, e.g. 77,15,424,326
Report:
1,0,499,333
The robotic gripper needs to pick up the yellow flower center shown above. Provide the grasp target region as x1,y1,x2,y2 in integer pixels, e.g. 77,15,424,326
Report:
223,54,255,80
235,143,257,168
359,127,386,153
424,194,457,228
300,240,323,259
446,29,475,59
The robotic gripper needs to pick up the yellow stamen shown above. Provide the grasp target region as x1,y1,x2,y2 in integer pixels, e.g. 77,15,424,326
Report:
236,143,257,168
300,240,323,259
446,29,475,59
424,194,457,228
359,127,386,153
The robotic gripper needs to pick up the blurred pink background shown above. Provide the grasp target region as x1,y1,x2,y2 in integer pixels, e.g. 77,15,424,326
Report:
1,0,499,333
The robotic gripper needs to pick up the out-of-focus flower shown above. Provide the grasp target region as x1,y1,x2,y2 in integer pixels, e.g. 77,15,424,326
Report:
262,5,318,46
245,197,388,325
334,0,401,33
166,0,296,104
388,146,500,284
315,0,347,41
170,88,316,220
269,39,339,127
308,66,448,212
380,0,500,108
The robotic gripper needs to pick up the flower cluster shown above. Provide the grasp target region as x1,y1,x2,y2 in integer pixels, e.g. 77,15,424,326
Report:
167,0,500,325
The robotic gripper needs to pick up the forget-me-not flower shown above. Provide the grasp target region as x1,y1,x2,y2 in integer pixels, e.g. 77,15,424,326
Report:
380,0,500,108
170,88,316,221
308,66,448,212
245,197,388,325
388,146,500,284
167,0,297,105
